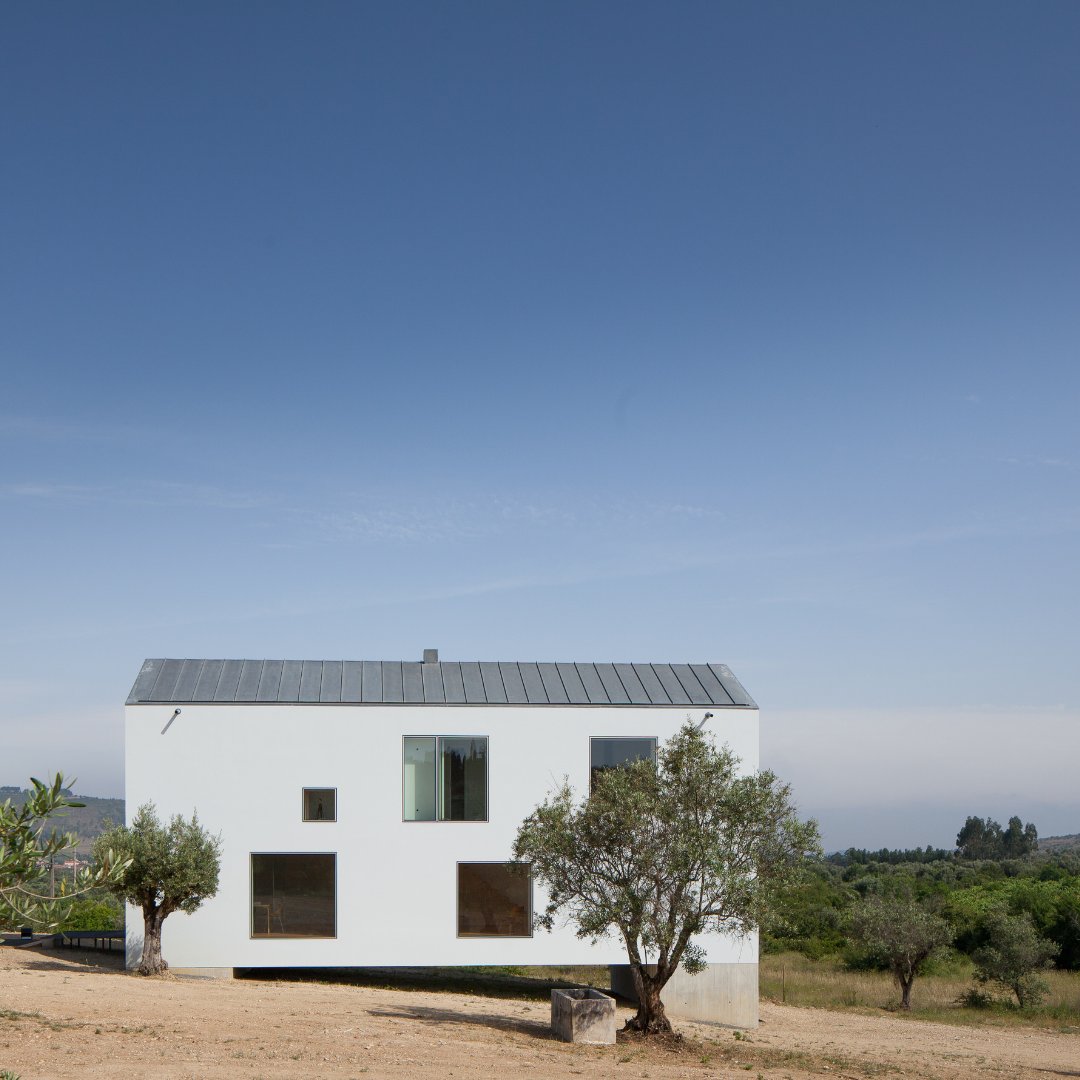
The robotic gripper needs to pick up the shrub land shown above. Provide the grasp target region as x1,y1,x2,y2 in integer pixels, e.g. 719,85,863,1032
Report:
763,816,1080,1020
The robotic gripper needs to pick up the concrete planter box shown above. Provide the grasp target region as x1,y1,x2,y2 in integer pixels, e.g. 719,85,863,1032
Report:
550,988,617,1044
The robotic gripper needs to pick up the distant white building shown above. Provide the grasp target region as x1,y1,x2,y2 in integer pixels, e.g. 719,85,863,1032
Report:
125,652,760,1026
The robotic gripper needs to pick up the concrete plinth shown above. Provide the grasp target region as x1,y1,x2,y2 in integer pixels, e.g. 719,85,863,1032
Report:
551,988,617,1044
169,967,235,980
609,963,758,1029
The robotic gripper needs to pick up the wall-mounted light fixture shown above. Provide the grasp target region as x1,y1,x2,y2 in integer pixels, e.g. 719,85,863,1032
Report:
160,707,181,735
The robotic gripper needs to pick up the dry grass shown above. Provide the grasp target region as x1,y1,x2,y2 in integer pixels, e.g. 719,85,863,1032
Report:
761,951,1080,1030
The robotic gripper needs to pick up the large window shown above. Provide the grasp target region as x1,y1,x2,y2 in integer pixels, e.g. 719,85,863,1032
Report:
457,862,531,937
302,788,336,821
403,736,488,821
251,853,336,938
590,737,657,790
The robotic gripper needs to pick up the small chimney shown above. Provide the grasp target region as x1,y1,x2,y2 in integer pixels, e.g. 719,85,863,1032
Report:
423,648,439,664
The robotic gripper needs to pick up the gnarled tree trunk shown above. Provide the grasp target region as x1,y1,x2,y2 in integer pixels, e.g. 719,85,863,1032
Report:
624,963,674,1034
138,905,168,976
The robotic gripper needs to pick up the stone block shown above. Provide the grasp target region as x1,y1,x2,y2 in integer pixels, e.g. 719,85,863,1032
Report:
550,988,617,1044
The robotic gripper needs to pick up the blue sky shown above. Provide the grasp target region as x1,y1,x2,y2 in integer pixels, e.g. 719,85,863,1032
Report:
2,2,1077,848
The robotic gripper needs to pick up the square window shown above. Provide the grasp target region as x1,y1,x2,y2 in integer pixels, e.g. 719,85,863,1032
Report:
251,853,336,938
302,788,336,822
590,737,657,791
457,862,531,937
404,736,487,821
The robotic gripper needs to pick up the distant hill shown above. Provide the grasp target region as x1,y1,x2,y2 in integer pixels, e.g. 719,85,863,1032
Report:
0,786,124,855
1039,833,1080,854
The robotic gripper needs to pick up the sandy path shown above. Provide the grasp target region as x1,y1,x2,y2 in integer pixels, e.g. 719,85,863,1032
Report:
0,945,1076,1079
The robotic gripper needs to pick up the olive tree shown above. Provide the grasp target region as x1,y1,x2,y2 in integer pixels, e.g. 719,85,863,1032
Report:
1,774,127,930
93,803,221,975
973,907,1059,1008
848,894,952,1009
513,723,819,1034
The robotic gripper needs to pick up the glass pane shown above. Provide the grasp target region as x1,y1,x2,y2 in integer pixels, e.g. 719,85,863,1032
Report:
439,737,487,821
457,863,531,936
590,737,657,790
403,737,436,821
251,854,335,937
302,788,336,821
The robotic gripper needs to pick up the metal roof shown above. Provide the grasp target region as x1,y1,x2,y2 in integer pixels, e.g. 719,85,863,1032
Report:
127,658,756,708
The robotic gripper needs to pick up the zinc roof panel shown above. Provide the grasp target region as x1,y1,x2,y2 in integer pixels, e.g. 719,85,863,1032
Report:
402,662,424,703
257,660,284,702
632,663,671,705
171,660,204,702
341,661,363,702
381,662,403,703
556,662,589,703
576,664,609,704
652,664,691,705
499,662,528,704
595,663,630,704
361,661,382,702
150,659,185,702
321,660,343,703
236,660,263,701
690,663,734,706
518,663,548,703
614,663,648,704
278,660,303,702
709,663,756,707
193,660,224,701
422,663,445,703
479,662,507,703
442,662,466,703
537,663,569,704
461,662,486,704
214,660,244,701
670,663,710,705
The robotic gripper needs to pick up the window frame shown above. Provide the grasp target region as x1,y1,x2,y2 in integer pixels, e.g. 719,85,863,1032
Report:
455,860,533,939
402,734,489,823
301,787,338,823
249,851,338,940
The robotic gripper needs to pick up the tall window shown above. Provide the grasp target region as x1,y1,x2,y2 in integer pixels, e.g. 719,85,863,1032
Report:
457,862,531,937
250,853,336,938
403,736,488,821
590,737,657,790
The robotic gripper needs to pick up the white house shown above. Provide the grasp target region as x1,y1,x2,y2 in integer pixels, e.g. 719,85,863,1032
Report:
125,652,760,1026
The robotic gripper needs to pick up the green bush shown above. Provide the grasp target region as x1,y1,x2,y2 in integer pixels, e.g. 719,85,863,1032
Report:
59,896,123,931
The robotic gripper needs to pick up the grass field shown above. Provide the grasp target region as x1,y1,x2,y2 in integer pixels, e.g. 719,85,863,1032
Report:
761,951,1080,1031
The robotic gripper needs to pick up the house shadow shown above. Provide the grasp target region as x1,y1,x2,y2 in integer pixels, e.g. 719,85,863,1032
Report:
366,1002,557,1041
1,943,125,974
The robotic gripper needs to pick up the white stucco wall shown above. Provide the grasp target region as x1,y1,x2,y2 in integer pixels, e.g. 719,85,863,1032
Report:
124,703,759,972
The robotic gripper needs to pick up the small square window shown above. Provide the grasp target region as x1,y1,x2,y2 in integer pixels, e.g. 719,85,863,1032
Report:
302,788,336,822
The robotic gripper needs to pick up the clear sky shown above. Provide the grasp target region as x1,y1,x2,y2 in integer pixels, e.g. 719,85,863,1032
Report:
2,2,1077,849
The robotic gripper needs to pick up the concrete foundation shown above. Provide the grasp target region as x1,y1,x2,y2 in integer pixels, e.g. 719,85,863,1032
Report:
169,967,235,980
609,963,758,1029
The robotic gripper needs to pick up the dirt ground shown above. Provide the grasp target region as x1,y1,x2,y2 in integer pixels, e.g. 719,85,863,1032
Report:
1,944,1076,1080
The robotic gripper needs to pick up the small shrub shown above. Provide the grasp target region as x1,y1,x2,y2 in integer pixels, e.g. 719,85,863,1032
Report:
956,985,996,1009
